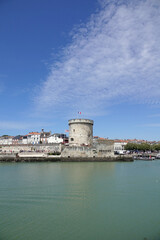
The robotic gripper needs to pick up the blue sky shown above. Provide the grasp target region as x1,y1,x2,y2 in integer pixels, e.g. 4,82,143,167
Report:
0,0,160,140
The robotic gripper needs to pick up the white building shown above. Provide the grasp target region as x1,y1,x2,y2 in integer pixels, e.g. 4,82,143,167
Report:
114,141,127,152
0,136,13,145
22,136,28,144
27,132,40,144
47,134,65,144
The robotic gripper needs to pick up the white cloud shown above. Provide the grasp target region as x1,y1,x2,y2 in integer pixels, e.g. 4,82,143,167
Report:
0,121,51,130
35,0,160,117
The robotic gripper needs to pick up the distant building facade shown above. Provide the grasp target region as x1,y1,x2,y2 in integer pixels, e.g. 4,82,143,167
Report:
27,132,40,144
0,136,13,145
48,133,68,144
114,141,127,152
40,129,51,144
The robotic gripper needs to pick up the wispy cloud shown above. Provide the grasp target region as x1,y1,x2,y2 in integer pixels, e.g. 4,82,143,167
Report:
35,0,160,117
0,121,52,130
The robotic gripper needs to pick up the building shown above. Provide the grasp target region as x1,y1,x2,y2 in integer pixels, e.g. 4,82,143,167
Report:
48,133,68,144
0,136,13,145
114,141,128,152
27,132,40,144
22,136,28,144
48,134,63,144
68,119,93,146
12,135,22,145
40,129,51,144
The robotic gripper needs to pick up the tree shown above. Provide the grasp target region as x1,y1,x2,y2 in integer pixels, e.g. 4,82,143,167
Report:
152,144,160,151
125,143,138,151
125,143,151,152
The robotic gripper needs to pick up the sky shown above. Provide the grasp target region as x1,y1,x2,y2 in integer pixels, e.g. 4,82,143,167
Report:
0,0,160,140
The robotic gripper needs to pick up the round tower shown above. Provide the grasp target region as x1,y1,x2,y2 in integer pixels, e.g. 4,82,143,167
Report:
68,119,94,146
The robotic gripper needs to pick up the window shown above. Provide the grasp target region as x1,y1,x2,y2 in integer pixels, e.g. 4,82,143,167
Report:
73,129,75,132
70,138,74,141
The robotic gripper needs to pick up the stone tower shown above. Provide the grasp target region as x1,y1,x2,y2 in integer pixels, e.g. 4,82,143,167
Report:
68,119,94,146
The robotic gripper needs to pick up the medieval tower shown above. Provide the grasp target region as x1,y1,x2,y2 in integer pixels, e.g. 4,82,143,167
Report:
68,119,94,146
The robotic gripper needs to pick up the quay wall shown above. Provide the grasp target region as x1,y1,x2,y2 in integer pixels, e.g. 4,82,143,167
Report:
61,143,114,158
0,140,115,159
0,155,133,162
0,144,62,153
61,140,114,158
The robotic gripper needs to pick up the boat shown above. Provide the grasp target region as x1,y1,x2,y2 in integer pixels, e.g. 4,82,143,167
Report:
133,154,155,161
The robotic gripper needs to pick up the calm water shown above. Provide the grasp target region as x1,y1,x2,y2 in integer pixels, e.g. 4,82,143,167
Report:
0,161,160,240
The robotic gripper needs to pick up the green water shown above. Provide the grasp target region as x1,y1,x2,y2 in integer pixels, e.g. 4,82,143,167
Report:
0,161,160,240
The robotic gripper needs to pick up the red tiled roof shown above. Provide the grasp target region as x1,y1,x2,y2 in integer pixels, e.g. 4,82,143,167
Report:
28,132,40,135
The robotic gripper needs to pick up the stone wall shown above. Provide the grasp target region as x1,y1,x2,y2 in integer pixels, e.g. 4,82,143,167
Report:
0,144,62,153
61,140,114,158
61,146,93,158
0,140,114,159
93,139,114,158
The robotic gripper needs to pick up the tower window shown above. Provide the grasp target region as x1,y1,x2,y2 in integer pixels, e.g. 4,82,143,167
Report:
70,138,74,141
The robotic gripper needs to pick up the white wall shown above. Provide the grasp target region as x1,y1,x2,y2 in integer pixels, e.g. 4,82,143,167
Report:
27,135,40,144
114,142,127,151
48,135,63,144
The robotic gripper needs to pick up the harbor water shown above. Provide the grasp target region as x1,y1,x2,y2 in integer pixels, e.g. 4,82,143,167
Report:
0,161,160,240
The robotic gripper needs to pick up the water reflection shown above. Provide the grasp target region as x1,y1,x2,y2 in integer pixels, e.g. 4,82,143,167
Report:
0,161,160,240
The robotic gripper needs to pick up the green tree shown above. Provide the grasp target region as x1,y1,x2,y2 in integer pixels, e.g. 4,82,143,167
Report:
125,143,152,152
137,143,150,151
125,143,138,151
152,144,160,151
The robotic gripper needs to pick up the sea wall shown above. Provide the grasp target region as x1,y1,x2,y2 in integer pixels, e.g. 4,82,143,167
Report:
0,144,62,153
61,143,114,158
0,155,133,162
0,140,115,159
